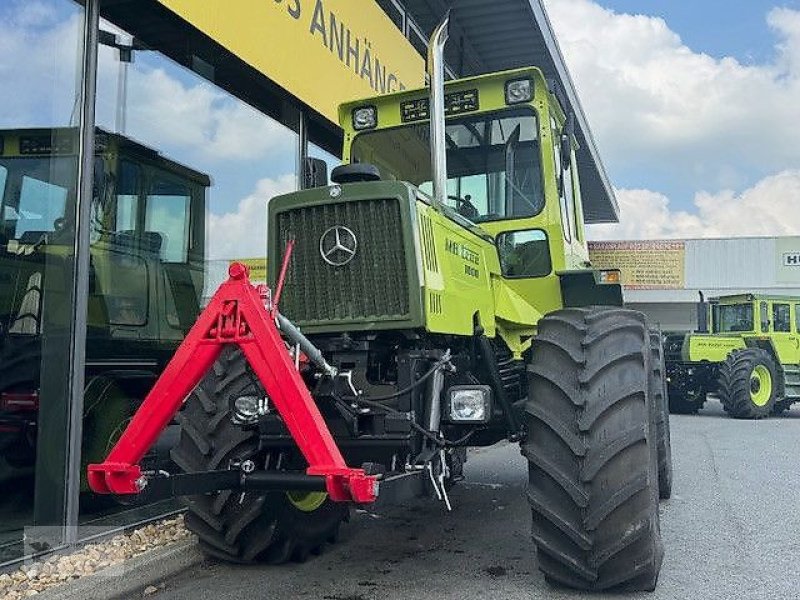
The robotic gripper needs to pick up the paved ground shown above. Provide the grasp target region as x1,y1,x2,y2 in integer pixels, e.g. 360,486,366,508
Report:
146,399,800,600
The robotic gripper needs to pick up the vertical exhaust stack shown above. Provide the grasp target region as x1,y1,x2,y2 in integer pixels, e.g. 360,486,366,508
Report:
427,14,450,211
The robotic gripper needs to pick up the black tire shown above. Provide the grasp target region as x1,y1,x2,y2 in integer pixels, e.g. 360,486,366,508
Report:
649,331,673,500
667,389,706,414
772,399,793,415
717,349,779,419
523,307,663,591
170,346,348,564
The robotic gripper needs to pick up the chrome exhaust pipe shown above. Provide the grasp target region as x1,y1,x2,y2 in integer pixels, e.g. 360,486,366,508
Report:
427,13,450,211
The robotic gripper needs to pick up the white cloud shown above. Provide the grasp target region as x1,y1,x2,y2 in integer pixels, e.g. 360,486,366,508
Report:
545,0,800,190
588,170,800,240
206,174,295,260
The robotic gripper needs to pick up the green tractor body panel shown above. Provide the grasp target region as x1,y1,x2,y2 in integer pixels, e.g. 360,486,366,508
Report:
268,68,621,357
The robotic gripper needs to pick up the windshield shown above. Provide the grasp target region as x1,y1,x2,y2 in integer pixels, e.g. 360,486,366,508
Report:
713,303,754,332
351,109,543,222
0,156,76,242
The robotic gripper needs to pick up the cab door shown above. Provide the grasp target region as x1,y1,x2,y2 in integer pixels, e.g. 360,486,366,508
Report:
770,302,800,365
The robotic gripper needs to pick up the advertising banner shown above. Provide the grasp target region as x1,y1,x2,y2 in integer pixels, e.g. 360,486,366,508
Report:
229,258,267,285
588,240,686,290
157,0,425,123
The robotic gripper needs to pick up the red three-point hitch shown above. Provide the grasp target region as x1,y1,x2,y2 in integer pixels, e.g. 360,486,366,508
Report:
86,259,378,504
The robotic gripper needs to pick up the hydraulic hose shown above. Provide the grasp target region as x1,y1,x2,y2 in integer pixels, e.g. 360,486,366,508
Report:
276,313,337,377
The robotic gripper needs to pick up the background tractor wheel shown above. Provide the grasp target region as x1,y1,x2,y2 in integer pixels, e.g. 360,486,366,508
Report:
171,346,348,564
718,349,779,419
523,307,663,591
772,399,793,415
667,389,706,414
649,331,673,500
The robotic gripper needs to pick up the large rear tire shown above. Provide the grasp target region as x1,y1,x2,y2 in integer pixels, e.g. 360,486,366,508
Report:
718,348,779,419
649,331,673,500
523,307,663,591
171,346,348,564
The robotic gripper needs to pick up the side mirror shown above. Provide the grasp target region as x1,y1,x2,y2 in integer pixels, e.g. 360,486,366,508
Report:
303,157,328,189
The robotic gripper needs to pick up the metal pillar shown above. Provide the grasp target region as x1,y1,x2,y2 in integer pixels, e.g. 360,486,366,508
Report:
296,110,308,190
64,0,100,544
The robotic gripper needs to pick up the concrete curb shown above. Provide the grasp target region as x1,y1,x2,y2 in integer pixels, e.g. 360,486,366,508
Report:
36,537,202,600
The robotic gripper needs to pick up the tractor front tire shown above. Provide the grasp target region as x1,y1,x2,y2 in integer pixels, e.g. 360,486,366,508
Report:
523,307,663,591
171,346,348,564
718,349,779,419
649,331,673,500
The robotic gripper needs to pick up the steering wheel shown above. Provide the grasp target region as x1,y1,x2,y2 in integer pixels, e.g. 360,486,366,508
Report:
447,194,479,220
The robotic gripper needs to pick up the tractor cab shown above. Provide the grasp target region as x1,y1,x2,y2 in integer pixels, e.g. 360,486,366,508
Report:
0,127,209,469
337,67,608,318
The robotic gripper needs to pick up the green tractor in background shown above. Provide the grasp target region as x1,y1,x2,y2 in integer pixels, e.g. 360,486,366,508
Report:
0,127,207,478
664,293,800,418
169,18,672,592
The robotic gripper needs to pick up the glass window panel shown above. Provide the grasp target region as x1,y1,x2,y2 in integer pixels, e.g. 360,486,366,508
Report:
773,303,791,333
354,108,543,222
80,13,299,532
0,0,84,562
145,178,190,263
497,229,551,278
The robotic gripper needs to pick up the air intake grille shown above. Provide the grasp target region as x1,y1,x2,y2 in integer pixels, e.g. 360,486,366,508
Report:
275,198,409,324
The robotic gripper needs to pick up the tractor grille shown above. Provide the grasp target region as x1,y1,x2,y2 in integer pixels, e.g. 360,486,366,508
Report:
275,198,410,324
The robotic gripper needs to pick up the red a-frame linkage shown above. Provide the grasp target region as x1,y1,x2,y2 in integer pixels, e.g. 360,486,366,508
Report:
87,263,377,504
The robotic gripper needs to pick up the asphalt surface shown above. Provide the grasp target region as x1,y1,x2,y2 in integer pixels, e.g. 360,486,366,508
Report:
147,399,800,600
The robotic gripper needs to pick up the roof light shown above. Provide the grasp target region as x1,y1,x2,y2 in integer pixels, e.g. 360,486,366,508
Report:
352,106,377,130
505,78,533,105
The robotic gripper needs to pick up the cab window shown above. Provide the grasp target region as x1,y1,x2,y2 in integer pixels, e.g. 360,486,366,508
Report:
15,176,68,239
773,303,791,332
115,160,140,233
760,301,770,332
145,175,191,263
497,229,551,278
714,303,754,332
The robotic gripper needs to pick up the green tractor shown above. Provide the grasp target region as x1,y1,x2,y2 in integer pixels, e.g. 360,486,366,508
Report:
163,18,672,592
0,127,207,477
665,293,800,418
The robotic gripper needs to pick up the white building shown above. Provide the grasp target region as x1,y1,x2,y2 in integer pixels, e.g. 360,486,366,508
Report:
589,236,800,331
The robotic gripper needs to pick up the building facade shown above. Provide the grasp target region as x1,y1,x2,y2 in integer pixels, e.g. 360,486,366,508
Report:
589,237,800,331
0,0,612,565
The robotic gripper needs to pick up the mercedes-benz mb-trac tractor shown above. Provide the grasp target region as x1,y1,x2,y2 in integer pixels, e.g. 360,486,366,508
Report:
0,127,207,477
89,18,672,592
665,293,800,418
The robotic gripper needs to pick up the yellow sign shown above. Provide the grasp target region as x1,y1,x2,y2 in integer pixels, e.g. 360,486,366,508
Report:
157,0,425,123
588,241,686,290
229,258,267,284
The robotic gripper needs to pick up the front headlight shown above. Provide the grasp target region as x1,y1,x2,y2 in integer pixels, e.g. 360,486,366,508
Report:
446,385,492,423
505,78,533,105
232,395,269,425
352,106,377,130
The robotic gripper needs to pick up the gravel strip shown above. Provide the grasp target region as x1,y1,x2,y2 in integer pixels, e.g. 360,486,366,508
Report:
0,516,191,600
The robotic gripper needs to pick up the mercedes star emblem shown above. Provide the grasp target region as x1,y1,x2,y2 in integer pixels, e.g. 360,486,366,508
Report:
319,225,358,266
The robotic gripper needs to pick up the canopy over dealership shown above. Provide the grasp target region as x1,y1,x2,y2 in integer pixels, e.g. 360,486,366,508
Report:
0,0,615,565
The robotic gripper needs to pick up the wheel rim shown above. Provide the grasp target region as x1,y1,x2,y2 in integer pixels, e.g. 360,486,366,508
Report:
750,365,772,407
286,491,327,512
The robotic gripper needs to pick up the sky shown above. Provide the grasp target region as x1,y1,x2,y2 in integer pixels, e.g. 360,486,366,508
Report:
2,0,800,256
